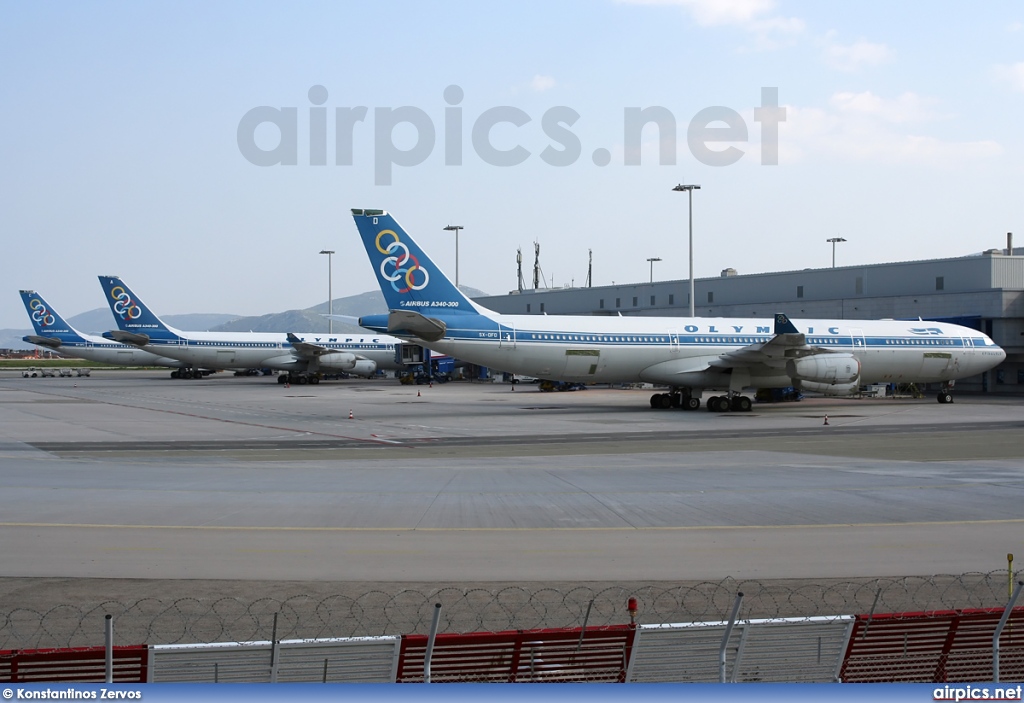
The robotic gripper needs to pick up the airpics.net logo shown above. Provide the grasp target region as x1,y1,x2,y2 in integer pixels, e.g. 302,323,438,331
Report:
236,85,785,185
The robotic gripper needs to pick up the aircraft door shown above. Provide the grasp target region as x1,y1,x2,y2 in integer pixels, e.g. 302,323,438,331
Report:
499,323,516,349
850,328,866,351
669,329,680,354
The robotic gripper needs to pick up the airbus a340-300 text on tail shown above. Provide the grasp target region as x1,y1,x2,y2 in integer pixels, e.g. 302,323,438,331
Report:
19,290,189,370
98,276,405,383
351,209,1006,411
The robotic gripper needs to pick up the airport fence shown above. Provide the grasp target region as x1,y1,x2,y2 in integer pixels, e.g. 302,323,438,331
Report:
0,571,1018,651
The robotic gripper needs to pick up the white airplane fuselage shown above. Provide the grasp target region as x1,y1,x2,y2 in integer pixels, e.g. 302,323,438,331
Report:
29,333,188,368
370,312,1002,390
130,331,404,373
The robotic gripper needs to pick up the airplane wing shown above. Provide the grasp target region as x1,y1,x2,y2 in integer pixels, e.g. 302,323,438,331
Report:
708,313,815,370
286,332,339,358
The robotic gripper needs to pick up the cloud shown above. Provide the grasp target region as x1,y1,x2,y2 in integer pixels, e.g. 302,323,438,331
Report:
530,75,556,92
993,62,1024,92
1008,21,1023,32
830,91,939,123
777,92,1001,165
822,38,894,72
617,0,804,48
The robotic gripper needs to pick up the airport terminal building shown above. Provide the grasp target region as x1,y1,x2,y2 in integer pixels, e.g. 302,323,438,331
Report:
475,247,1024,394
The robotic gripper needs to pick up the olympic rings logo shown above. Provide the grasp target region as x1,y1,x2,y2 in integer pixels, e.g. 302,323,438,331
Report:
29,298,55,327
375,229,430,293
109,286,142,320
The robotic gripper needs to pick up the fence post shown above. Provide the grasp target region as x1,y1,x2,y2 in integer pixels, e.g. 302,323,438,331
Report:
993,580,1023,683
104,614,113,684
424,603,442,683
719,592,743,684
270,612,280,684
575,599,594,653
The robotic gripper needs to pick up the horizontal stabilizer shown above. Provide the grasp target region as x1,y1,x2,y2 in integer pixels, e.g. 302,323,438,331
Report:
387,310,447,342
23,335,62,349
104,329,151,346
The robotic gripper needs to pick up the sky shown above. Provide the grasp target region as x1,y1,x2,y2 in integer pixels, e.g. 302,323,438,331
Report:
2,0,1023,329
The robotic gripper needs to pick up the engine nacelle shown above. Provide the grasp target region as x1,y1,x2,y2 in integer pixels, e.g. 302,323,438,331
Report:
349,359,377,377
786,353,860,385
795,380,860,396
316,351,359,371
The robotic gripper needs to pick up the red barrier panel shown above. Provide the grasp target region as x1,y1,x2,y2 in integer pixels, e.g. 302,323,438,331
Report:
0,646,147,683
397,625,635,683
841,607,1024,683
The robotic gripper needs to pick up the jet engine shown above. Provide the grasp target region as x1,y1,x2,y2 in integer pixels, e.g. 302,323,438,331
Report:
349,359,378,377
316,351,360,371
795,380,860,396
786,353,860,385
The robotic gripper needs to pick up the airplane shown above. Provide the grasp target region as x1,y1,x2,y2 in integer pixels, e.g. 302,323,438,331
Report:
350,209,1007,410
97,276,408,383
19,290,191,370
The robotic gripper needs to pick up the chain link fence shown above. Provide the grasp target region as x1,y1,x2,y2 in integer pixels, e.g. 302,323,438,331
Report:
2,571,1019,650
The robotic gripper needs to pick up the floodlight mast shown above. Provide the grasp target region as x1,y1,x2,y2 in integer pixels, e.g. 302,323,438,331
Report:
443,225,464,288
319,250,335,334
672,184,701,317
827,237,847,268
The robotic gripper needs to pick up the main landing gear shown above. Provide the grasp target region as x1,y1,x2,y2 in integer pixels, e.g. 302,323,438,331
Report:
706,395,752,413
650,391,701,410
170,368,206,380
649,390,752,412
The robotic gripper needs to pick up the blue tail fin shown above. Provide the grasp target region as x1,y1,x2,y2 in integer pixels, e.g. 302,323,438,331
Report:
351,209,483,315
97,276,179,340
19,290,82,340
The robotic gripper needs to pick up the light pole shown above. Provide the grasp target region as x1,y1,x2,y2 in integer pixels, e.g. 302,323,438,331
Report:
319,249,334,334
826,237,846,268
646,257,662,283
672,183,701,317
442,225,464,288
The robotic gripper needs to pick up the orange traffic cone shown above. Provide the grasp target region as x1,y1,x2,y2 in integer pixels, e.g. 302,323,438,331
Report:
348,409,354,419
417,390,421,397
823,414,830,426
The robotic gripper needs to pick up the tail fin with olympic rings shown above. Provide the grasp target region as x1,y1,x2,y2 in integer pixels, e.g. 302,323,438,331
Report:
351,209,485,316
19,290,80,340
97,276,181,341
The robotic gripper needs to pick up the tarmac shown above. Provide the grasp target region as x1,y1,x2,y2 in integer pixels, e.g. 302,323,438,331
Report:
1,370,1022,615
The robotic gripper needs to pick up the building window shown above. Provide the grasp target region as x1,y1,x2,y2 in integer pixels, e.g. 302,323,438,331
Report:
599,299,604,309
797,285,804,299
707,291,714,303
540,303,545,313
616,298,621,308
669,294,674,305
936,276,944,291
632,296,638,307
650,295,656,306
526,304,531,313
855,276,863,295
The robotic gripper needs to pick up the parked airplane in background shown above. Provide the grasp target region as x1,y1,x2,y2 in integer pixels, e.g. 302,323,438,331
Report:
19,290,189,371
351,209,1006,410
97,276,406,383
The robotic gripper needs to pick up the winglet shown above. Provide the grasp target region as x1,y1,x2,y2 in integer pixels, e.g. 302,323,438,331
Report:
774,313,799,335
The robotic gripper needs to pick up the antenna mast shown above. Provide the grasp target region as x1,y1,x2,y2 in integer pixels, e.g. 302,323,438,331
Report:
516,248,525,293
586,249,592,288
